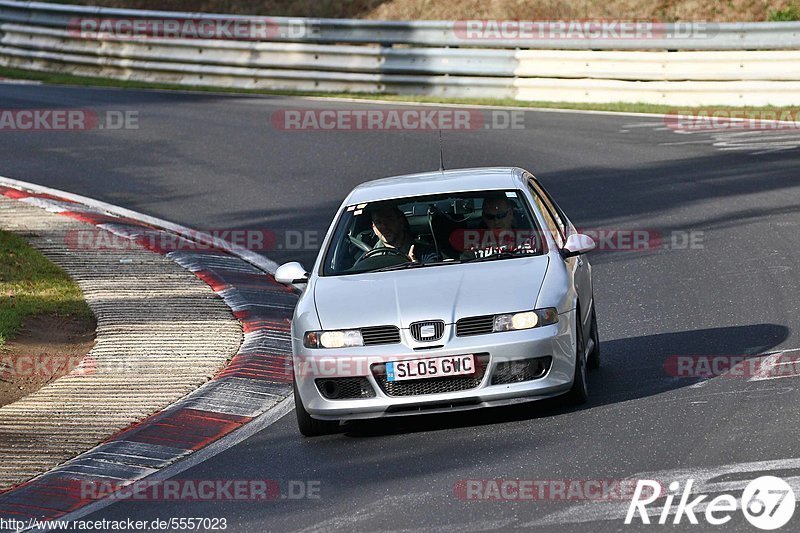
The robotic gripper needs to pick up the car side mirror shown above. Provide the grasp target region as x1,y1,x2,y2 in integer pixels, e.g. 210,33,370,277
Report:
562,234,596,258
275,262,309,284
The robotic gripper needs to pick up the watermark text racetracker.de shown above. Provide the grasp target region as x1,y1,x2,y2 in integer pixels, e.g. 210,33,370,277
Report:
453,20,715,41
271,108,526,131
69,16,318,40
80,479,321,502
664,353,800,380
64,228,311,253
665,108,800,131
449,228,705,253
0,353,94,380
0,109,139,131
63,227,704,253
454,479,660,501
3,517,229,532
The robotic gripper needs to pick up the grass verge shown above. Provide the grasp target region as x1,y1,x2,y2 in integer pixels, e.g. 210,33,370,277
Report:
42,0,800,22
1,65,795,116
0,230,94,348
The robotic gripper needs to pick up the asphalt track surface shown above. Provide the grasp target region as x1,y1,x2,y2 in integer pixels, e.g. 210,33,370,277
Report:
2,84,800,532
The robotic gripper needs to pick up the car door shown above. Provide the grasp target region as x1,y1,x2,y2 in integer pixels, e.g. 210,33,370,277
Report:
526,176,593,331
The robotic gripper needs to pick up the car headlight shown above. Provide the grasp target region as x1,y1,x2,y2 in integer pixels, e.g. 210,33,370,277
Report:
304,329,364,349
493,308,558,332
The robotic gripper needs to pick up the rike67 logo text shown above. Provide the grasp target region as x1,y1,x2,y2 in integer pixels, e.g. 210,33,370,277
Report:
626,476,795,530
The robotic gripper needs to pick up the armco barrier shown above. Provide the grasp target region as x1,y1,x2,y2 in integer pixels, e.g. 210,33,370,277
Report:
1,1,800,50
0,1,799,105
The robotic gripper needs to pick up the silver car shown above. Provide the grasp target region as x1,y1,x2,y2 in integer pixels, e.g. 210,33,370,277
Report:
275,167,599,436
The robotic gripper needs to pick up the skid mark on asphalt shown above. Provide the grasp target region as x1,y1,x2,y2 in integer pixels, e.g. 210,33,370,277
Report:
521,457,800,527
393,520,518,533
748,348,800,382
297,492,435,533
621,122,800,154
655,386,795,403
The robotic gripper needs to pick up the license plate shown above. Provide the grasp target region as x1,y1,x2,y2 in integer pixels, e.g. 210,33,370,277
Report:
386,354,475,382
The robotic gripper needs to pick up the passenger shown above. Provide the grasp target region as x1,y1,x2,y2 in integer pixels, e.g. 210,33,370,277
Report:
464,195,537,257
481,195,516,232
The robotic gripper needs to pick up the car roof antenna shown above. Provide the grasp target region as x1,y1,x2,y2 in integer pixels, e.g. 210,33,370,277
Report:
438,129,446,173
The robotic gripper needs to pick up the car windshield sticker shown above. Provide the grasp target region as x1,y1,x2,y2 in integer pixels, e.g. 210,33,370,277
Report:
506,191,517,198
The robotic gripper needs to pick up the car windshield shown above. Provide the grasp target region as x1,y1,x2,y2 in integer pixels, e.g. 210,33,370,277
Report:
321,190,545,276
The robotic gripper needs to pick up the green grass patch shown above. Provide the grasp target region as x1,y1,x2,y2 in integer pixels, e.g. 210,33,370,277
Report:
0,230,93,348
1,65,795,116
768,4,800,21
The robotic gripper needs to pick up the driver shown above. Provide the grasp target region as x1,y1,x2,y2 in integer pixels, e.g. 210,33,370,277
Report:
369,205,438,263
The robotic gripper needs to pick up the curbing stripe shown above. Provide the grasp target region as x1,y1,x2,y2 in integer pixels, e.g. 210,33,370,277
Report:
0,191,242,492
120,409,252,451
0,177,281,275
0,180,297,526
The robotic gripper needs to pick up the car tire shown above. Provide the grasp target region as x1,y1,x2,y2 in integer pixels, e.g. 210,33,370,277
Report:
294,380,339,437
587,304,600,370
565,308,589,405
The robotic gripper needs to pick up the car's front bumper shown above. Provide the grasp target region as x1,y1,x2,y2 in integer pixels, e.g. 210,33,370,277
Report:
292,310,578,421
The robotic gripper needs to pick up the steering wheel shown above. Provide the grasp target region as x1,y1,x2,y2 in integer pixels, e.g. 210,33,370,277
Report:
348,234,372,253
354,246,412,266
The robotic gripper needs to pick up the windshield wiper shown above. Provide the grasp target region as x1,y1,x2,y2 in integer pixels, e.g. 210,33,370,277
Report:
371,262,425,273
462,250,535,264
371,258,462,273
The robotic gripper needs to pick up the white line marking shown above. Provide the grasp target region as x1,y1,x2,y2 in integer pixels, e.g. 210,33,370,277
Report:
0,175,280,274
0,78,43,86
296,96,674,120
0,78,682,121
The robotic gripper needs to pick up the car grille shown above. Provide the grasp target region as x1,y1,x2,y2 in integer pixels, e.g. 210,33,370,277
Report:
491,356,552,385
371,354,490,397
361,325,401,346
315,377,376,400
455,315,495,337
409,320,445,342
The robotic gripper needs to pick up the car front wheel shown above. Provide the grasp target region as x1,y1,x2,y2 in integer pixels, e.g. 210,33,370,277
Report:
564,308,589,405
294,380,340,437
587,303,600,370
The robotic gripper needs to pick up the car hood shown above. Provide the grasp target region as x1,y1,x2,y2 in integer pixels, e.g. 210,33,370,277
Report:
313,256,550,329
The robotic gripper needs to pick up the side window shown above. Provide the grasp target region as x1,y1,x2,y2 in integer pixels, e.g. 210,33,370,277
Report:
528,179,568,239
537,182,572,236
527,181,565,248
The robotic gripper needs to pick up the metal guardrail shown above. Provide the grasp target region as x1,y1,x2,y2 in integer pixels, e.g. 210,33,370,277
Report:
4,24,800,81
1,0,800,50
0,1,799,106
